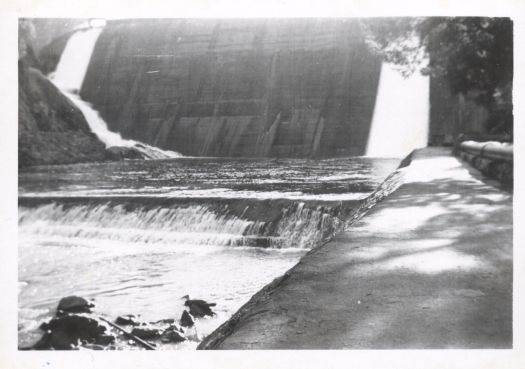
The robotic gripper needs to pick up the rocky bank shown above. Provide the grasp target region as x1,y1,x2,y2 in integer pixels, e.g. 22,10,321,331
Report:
18,63,112,168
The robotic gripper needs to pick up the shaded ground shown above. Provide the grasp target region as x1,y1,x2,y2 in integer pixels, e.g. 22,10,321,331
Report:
199,147,512,349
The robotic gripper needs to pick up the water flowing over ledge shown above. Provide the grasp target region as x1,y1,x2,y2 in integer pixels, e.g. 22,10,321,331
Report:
18,129,401,349
18,194,356,349
50,25,181,160
19,197,350,250
197,148,512,349
197,153,411,349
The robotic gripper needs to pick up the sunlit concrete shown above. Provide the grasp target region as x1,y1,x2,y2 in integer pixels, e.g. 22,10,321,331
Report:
200,147,512,349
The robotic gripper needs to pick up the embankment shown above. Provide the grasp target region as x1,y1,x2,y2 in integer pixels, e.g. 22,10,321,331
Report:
198,147,512,349
18,64,110,168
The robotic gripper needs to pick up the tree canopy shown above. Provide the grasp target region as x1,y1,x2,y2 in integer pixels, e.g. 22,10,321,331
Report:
361,17,513,135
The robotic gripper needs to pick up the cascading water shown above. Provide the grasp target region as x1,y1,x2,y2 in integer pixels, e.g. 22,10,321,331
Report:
21,21,409,350
18,203,256,247
50,25,181,159
17,197,342,349
52,26,103,92
18,200,341,250
366,62,429,157
18,157,399,349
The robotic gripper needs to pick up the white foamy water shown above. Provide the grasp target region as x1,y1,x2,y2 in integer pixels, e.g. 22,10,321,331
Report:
52,27,103,92
18,231,306,350
51,26,181,159
366,62,429,157
62,91,181,159
18,189,346,349
20,188,368,201
19,203,254,247
18,200,340,249
18,200,334,349
18,156,400,350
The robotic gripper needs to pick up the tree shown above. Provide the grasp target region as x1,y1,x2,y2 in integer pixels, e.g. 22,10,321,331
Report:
361,17,513,137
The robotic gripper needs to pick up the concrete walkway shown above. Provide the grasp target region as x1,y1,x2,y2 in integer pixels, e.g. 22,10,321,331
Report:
199,147,513,349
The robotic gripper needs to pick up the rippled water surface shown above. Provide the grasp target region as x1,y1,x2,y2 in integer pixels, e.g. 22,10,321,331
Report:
18,157,398,349
19,157,397,199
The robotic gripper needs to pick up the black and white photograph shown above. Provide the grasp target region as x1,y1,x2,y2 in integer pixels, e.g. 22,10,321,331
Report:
1,0,524,367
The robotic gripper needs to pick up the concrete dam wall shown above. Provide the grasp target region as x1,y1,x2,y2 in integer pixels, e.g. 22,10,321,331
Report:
79,19,384,157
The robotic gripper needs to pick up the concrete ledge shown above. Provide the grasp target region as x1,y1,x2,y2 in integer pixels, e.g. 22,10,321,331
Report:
199,147,513,349
457,141,513,188
459,141,513,162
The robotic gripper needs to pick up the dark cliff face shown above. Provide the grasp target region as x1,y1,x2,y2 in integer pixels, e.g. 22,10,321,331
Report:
81,19,382,157
18,64,109,168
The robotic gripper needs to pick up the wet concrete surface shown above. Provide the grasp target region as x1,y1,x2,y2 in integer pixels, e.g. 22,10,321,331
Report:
199,147,513,349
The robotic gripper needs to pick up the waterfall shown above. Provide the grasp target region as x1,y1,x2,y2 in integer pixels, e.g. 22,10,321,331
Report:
18,201,342,249
52,27,103,92
51,26,181,159
366,62,430,158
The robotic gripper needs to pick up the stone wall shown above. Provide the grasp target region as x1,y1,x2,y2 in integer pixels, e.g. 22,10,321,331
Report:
80,19,382,157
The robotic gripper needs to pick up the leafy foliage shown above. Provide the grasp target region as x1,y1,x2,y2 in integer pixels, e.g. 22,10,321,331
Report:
362,17,513,135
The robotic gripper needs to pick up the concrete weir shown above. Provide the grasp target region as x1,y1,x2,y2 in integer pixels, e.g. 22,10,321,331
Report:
198,147,512,349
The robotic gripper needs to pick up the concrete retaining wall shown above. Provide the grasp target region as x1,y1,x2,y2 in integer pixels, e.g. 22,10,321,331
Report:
456,141,513,188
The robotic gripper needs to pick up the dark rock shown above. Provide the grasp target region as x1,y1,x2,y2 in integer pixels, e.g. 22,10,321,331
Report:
105,146,146,160
130,327,161,340
160,326,186,343
115,315,139,326
56,296,94,316
39,321,50,331
82,344,106,350
180,310,195,328
33,315,106,350
184,298,216,318
95,334,115,345
169,324,184,333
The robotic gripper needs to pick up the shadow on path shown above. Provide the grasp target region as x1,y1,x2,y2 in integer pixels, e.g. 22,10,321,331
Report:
199,147,513,349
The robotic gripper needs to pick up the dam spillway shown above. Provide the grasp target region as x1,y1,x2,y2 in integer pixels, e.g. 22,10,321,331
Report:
51,25,182,159
65,19,428,158
17,17,513,353
20,18,433,350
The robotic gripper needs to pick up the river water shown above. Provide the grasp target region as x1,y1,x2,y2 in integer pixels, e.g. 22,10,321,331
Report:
18,156,398,349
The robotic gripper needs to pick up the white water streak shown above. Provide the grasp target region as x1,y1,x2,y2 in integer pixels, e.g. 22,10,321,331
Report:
19,202,339,249
19,204,254,247
51,26,181,159
366,63,429,158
